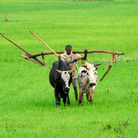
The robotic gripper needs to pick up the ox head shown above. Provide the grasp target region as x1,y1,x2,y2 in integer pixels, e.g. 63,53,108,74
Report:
78,67,88,86
56,69,75,94
82,62,98,88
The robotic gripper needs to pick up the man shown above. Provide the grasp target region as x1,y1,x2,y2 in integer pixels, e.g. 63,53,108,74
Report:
60,45,87,101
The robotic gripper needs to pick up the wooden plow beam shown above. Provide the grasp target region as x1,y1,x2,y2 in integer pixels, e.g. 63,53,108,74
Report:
0,33,50,69
1,32,124,81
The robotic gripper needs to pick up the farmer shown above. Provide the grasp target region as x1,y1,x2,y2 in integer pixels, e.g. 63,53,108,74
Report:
59,45,88,101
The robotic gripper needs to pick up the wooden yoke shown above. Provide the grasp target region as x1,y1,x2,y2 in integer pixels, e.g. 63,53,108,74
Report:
0,33,50,68
100,52,120,81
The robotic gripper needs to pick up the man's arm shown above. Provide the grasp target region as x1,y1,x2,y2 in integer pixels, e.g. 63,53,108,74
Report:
79,49,88,60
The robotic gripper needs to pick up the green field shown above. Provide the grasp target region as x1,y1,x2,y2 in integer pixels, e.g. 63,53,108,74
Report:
0,0,138,137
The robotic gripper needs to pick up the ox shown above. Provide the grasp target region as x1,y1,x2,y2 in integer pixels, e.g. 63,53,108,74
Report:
78,62,98,106
49,59,74,107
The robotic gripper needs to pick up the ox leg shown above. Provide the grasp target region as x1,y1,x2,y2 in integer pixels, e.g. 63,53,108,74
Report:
90,96,93,106
86,93,89,102
79,91,83,105
89,90,94,106
67,94,70,105
72,78,78,101
54,89,60,107
63,96,67,107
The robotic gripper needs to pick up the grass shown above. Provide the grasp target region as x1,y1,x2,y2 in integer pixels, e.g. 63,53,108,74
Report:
0,0,138,137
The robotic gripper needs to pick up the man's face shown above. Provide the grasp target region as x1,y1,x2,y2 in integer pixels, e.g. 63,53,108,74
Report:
66,48,72,55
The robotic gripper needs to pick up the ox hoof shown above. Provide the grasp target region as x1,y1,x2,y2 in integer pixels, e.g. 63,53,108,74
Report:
79,102,83,106
67,100,70,105
56,103,60,107
90,101,93,106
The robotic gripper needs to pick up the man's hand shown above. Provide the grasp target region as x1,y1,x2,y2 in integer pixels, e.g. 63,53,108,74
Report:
83,49,88,60
84,49,88,54
58,55,61,60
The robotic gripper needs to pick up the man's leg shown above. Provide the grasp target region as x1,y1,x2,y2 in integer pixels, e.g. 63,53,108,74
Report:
72,78,78,101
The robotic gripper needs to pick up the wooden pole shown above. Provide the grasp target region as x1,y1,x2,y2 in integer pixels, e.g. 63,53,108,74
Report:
100,66,112,81
87,50,124,55
0,33,29,54
30,31,59,57
100,55,120,81
26,50,124,58
21,55,43,66
0,33,50,68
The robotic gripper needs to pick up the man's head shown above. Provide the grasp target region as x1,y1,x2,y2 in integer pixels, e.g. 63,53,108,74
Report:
65,45,72,55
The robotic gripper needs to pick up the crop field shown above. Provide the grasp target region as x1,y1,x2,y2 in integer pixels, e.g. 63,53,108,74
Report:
0,0,138,137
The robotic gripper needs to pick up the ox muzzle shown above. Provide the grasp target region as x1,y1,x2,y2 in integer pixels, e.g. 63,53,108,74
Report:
89,82,96,87
64,87,70,94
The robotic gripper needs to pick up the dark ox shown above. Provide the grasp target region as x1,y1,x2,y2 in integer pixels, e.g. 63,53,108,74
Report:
49,60,74,107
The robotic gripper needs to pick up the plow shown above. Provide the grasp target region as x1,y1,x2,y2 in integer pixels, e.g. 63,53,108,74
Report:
0,31,124,81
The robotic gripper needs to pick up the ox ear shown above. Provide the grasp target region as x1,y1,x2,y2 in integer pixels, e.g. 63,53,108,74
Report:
68,69,75,74
56,69,62,74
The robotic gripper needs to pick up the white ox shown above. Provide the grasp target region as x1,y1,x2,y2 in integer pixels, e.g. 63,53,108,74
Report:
78,62,98,106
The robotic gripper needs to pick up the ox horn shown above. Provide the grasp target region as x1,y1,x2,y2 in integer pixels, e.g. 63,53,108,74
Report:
94,63,101,67
68,69,75,74
56,69,62,74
